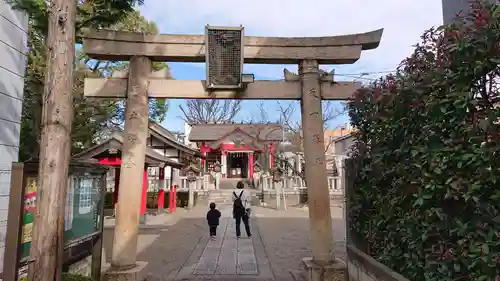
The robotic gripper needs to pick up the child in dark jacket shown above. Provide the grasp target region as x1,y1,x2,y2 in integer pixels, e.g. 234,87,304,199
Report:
206,202,221,240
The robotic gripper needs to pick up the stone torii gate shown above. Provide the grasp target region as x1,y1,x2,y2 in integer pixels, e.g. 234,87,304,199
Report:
83,26,382,281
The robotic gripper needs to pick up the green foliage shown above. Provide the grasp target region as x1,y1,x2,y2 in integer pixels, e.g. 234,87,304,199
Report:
10,1,170,159
6,0,145,42
19,23,45,161
61,273,94,281
105,58,171,127
347,2,500,281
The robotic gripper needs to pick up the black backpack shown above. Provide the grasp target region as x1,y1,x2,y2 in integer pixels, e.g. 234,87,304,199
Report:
233,191,244,210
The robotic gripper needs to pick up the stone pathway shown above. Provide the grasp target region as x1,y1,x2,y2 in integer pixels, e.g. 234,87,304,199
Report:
170,208,274,281
253,206,346,280
102,205,346,281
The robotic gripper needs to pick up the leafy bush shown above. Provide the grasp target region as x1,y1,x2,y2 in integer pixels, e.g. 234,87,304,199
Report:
347,1,500,280
61,273,94,281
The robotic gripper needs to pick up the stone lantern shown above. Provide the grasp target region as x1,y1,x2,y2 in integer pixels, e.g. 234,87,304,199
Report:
331,161,339,177
213,161,221,173
271,166,286,210
184,165,200,210
253,162,261,174
271,167,283,182
185,165,199,182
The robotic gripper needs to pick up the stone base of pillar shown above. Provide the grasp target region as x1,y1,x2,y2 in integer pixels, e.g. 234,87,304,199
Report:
104,261,148,281
139,214,147,225
301,257,346,281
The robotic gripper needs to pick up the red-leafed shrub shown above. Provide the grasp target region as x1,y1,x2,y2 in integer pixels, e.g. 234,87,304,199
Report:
347,1,500,280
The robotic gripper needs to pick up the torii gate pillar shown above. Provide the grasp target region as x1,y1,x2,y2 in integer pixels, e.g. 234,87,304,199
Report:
109,56,151,274
299,59,345,279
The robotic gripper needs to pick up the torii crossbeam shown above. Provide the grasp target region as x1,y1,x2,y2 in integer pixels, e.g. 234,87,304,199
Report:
84,75,361,100
83,27,383,281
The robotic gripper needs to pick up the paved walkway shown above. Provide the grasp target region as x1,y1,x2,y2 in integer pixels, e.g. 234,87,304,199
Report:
102,205,346,281
171,208,274,280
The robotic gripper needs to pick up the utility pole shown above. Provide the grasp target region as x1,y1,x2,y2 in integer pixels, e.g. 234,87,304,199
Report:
30,0,77,280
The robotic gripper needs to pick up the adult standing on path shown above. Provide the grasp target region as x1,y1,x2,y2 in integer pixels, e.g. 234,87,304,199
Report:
232,181,252,238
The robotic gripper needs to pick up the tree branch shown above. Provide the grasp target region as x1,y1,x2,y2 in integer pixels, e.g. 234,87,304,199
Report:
179,100,242,124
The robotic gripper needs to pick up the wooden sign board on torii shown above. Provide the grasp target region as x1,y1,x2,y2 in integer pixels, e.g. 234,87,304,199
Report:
82,25,383,281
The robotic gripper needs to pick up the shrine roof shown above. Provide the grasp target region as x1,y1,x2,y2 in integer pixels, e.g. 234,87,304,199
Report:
72,133,184,168
189,123,283,142
148,120,201,157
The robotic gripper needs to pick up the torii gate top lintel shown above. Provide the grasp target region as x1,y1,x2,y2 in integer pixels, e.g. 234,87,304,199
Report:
82,28,383,64
83,26,383,100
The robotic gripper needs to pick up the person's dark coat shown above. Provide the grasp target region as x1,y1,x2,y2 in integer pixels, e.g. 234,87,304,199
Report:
206,209,221,226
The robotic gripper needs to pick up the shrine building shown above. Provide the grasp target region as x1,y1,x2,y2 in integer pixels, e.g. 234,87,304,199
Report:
73,120,201,214
185,123,284,179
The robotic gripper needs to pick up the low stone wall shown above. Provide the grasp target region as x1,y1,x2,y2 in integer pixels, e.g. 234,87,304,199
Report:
67,255,92,277
347,245,410,281
259,190,305,207
259,190,344,208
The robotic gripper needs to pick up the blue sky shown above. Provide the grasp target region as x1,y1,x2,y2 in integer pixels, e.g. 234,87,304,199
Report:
136,0,444,133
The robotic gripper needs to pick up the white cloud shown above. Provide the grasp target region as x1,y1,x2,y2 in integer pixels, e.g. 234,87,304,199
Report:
139,0,443,80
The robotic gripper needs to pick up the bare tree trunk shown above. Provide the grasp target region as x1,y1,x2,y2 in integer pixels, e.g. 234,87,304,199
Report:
30,0,76,280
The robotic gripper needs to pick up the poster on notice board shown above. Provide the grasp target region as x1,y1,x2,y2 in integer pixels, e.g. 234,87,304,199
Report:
20,177,37,260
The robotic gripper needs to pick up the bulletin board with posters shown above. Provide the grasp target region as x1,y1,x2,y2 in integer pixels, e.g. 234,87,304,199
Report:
2,160,108,281
19,173,105,260
19,176,37,262
64,175,104,242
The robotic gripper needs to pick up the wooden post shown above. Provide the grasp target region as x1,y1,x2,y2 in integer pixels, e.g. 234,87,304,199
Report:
282,181,287,211
30,1,76,280
91,172,107,281
340,159,347,241
169,185,174,213
275,181,281,210
299,59,335,269
170,166,176,188
158,167,165,212
113,168,120,216
111,56,151,269
140,167,148,222
268,145,274,169
173,185,178,212
249,152,254,179
3,164,25,281
188,181,194,209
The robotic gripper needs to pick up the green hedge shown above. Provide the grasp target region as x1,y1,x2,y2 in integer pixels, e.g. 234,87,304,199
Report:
347,3,500,281
104,191,198,209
